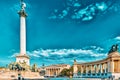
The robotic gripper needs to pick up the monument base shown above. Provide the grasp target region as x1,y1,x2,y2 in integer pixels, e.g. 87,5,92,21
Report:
16,54,30,66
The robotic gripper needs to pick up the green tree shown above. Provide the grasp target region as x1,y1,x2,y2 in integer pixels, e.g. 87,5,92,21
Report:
60,68,69,77
59,66,73,77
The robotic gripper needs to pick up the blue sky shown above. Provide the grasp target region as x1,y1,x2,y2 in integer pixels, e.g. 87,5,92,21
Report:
0,0,120,66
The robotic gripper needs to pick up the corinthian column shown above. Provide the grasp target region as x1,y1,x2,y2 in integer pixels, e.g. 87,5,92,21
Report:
73,60,78,77
20,15,26,55
110,60,114,73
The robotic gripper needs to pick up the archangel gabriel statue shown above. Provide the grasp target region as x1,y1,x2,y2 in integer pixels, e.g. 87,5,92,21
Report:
20,0,26,10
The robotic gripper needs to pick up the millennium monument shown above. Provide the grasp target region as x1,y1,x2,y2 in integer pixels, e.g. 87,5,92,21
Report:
73,44,120,79
16,0,30,65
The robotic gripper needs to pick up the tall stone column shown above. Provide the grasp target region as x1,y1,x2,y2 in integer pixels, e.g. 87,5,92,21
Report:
58,69,59,75
86,65,89,76
48,69,50,76
96,64,99,73
49,69,51,76
119,60,120,72
90,65,92,73
92,65,94,73
18,0,27,55
107,62,110,73
100,64,103,73
86,65,88,74
110,60,114,73
106,62,108,73
20,14,26,55
99,64,100,73
105,63,107,73
95,64,97,73
81,66,83,74
102,63,104,73
99,64,102,76
46,69,48,76
56,69,58,75
57,69,59,76
87,65,90,73
73,60,78,77
90,65,92,76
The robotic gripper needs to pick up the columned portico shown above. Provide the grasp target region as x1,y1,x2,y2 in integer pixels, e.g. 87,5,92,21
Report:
39,64,70,77
46,68,63,76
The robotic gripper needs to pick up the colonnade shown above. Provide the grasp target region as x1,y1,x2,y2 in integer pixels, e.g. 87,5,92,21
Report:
78,62,109,74
46,68,61,76
73,46,120,79
73,60,117,78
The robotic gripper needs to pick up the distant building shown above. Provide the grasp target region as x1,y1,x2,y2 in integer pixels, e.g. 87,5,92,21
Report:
38,64,70,77
73,44,120,79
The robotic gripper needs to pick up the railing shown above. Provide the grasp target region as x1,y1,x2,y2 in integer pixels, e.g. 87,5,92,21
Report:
73,72,112,78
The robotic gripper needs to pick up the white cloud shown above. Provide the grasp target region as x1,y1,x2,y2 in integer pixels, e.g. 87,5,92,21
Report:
82,16,93,21
114,36,120,40
49,1,120,22
25,48,106,58
10,46,107,65
106,36,120,44
11,46,106,58
74,3,81,7
27,51,40,57
96,2,108,11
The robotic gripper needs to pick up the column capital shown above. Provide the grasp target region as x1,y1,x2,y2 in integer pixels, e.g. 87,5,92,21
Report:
18,10,27,17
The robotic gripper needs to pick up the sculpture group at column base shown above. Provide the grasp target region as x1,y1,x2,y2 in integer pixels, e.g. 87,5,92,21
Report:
16,54,30,66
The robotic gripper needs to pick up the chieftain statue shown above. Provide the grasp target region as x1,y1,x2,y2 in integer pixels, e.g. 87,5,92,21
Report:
108,44,119,54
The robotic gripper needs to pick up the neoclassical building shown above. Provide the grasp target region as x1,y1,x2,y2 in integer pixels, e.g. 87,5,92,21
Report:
38,64,70,77
73,44,120,79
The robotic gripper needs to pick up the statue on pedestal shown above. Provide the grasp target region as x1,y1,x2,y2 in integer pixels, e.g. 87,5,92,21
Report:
108,44,119,54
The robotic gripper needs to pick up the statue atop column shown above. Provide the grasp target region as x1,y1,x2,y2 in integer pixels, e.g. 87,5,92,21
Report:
20,0,26,11
108,44,119,54
18,0,27,17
